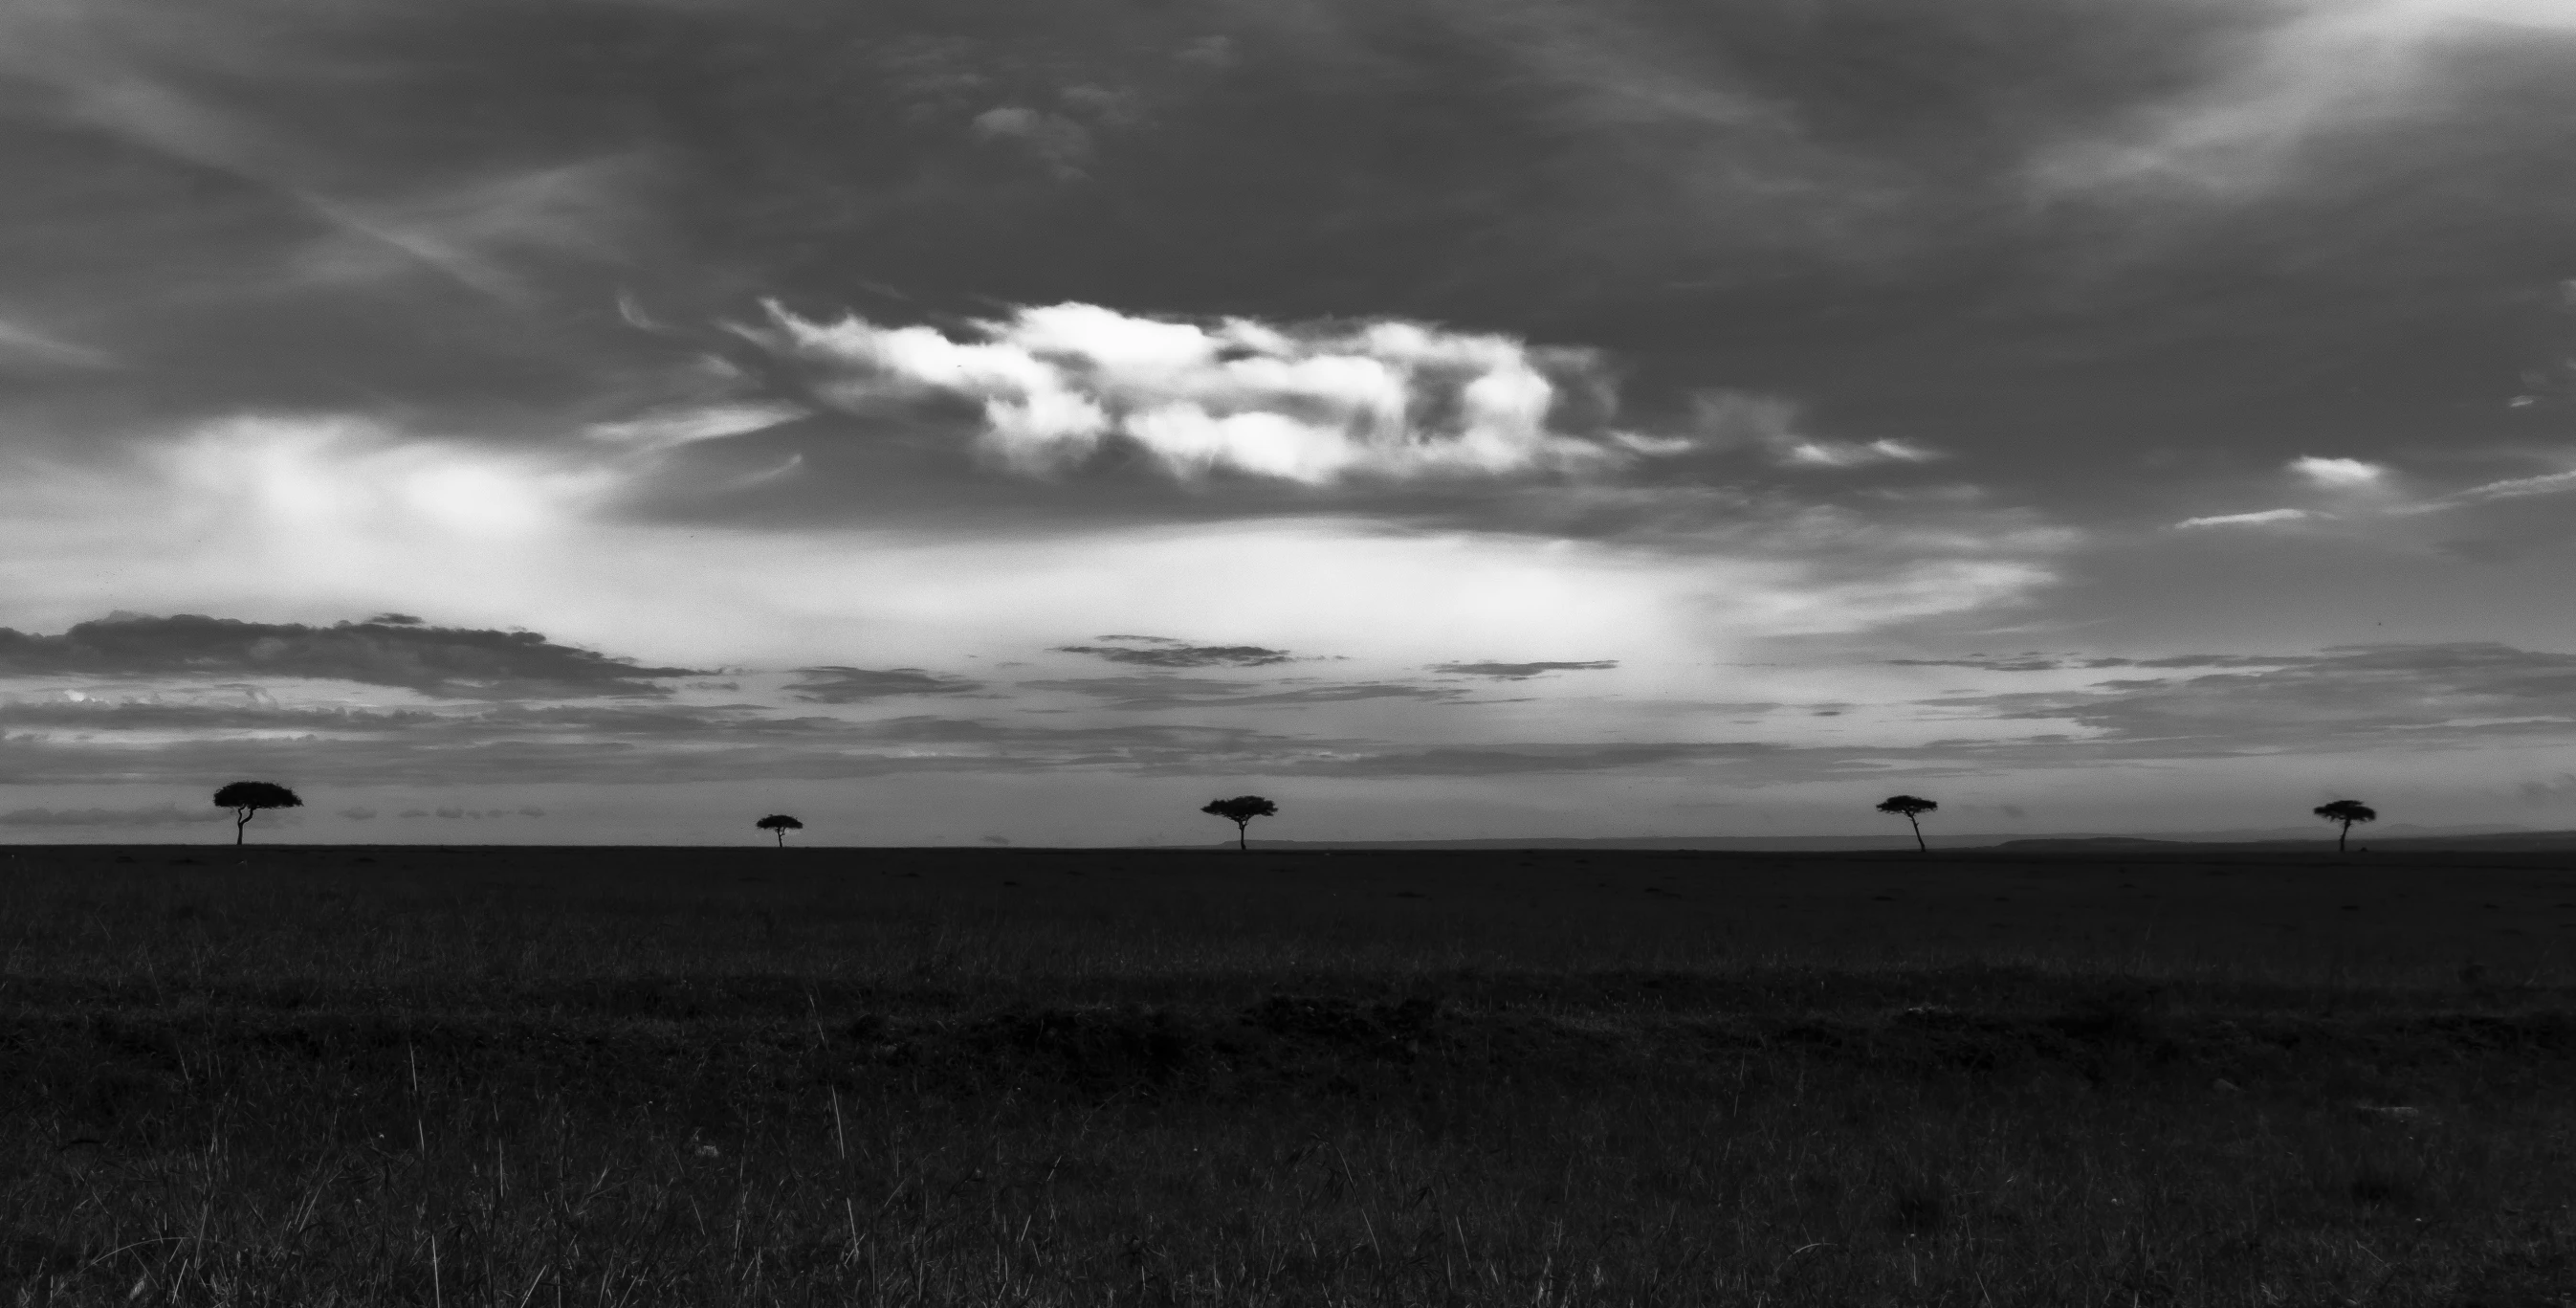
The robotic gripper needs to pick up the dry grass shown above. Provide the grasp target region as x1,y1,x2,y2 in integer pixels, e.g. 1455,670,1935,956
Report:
4,844,2573,1305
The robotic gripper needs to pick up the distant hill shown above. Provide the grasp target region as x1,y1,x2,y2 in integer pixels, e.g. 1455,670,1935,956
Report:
1215,824,2573,853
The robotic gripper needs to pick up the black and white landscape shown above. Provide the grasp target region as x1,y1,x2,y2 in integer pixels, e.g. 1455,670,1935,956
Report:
5,3,2576,1303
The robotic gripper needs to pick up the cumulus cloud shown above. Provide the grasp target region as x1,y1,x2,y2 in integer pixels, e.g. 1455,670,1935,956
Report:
2290,456,2384,487
2173,508,2313,529
1053,637,1295,668
760,301,1665,485
0,612,695,698
786,666,985,702
0,802,221,827
1428,660,1619,679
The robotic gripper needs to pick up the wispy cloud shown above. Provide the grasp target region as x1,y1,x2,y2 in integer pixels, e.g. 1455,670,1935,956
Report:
0,613,694,698
786,666,985,702
1021,676,1465,710
586,403,806,453
1923,641,2576,756
0,318,115,370
2442,467,2576,506
2032,0,2576,202
1053,637,1296,668
2173,507,2313,529
1428,659,1618,680
1780,439,1940,469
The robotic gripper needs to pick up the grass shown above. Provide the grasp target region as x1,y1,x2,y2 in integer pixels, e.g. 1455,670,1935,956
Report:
4,844,2574,1305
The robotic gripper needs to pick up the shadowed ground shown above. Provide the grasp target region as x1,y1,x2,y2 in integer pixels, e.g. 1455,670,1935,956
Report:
3,846,2571,1305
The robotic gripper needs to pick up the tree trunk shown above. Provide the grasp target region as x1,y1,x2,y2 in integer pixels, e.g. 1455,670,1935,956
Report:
775,830,785,848
1908,814,1925,852
2338,821,2349,854
234,810,248,845
1236,821,1247,851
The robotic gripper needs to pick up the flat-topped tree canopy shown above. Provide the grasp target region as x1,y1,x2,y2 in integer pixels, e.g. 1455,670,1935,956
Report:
756,813,804,846
213,781,302,846
2313,800,2377,853
1201,796,1278,851
1875,795,1938,852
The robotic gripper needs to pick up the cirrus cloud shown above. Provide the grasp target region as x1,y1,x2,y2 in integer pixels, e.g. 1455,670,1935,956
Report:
2173,507,2314,529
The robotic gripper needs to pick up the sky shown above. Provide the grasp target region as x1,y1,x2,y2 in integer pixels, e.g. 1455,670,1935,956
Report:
4,0,2576,845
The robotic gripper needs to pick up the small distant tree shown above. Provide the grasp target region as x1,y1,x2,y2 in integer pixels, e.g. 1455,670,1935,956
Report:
2313,799,2376,853
213,781,303,846
1877,794,1938,852
1201,795,1278,850
756,814,804,848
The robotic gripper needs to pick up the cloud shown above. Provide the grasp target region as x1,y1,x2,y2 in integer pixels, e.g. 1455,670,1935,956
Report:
759,301,1666,485
586,403,806,453
0,802,222,828
1924,641,2576,756
14,641,2574,790
1428,660,1618,680
1053,638,1295,668
2173,508,2313,529
0,317,114,370
1780,439,1940,469
292,158,647,303
418,806,545,820
972,105,1094,176
2032,0,2576,202
337,806,377,820
0,613,695,698
1682,393,1942,472
785,666,985,702
1891,653,2300,673
2289,456,2384,487
1020,676,1466,710
2443,468,2576,506
2517,773,2576,805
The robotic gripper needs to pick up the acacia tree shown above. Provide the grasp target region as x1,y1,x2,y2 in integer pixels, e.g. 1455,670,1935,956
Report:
1201,795,1278,850
1876,794,1938,852
213,781,303,846
2313,799,2377,853
755,814,804,847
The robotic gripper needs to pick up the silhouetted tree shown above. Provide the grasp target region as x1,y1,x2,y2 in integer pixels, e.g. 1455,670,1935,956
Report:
213,781,302,846
2313,799,2376,853
1877,794,1938,852
1201,795,1278,850
756,813,804,847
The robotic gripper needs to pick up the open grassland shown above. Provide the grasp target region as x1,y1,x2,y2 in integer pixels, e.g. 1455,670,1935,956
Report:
4,844,2574,1306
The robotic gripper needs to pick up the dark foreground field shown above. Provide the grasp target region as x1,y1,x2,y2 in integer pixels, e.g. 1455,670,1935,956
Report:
5,845,2574,1306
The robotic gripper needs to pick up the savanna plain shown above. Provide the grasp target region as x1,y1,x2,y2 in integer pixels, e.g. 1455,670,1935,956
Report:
4,843,2574,1306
